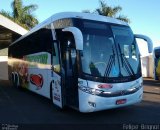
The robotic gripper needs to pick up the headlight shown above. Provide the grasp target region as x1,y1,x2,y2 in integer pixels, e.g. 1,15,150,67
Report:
79,86,103,95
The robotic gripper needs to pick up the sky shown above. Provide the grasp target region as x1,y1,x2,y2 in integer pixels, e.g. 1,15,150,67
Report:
0,0,160,55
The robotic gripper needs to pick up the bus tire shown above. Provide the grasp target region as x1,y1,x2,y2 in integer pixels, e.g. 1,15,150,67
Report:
11,73,15,87
14,74,21,89
14,74,18,88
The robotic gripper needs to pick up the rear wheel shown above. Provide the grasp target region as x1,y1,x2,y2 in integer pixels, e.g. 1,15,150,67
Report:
11,73,15,87
14,74,18,88
14,74,21,89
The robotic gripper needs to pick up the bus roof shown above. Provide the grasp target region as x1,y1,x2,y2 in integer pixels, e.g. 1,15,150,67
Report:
10,12,128,46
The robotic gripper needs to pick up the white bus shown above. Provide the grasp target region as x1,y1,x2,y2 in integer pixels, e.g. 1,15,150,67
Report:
8,12,153,112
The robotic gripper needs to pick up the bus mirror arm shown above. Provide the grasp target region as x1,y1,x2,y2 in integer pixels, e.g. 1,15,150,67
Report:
134,34,153,53
62,27,83,51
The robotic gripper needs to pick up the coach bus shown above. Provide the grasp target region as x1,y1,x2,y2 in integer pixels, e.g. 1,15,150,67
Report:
8,12,153,112
153,47,160,80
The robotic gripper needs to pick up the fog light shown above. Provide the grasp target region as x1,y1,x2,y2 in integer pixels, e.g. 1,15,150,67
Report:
88,101,96,108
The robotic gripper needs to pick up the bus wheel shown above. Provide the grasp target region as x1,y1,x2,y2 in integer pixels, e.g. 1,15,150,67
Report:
14,74,20,89
14,74,18,88
11,73,15,87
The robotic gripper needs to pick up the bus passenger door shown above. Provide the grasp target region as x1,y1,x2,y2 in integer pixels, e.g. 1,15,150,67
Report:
51,41,63,108
63,34,78,107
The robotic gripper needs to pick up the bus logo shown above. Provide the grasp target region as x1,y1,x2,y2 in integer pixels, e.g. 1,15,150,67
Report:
121,90,125,95
30,74,43,89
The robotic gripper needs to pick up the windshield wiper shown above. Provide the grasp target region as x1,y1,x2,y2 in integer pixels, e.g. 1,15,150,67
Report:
117,43,135,77
104,44,125,79
104,45,115,77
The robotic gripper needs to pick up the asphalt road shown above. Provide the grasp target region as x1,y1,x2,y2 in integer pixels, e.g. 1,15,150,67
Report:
0,79,160,129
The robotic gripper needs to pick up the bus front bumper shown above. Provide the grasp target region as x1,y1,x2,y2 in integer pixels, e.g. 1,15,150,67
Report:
78,87,143,113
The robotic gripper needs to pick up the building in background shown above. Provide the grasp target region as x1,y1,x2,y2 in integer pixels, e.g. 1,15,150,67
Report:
0,14,28,80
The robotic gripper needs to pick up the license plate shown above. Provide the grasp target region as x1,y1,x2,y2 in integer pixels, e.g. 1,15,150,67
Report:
116,99,127,105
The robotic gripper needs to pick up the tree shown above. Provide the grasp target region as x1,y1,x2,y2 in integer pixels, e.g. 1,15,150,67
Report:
82,10,91,13
0,0,38,30
0,10,13,20
83,0,130,23
96,1,130,23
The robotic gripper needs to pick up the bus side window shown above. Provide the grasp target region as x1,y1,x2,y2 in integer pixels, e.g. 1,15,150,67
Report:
52,42,60,73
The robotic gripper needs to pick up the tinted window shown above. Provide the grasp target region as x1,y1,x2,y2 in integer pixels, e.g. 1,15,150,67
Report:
10,26,53,58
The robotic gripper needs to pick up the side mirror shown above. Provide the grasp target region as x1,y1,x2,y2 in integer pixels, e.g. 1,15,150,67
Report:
134,34,153,53
62,27,83,50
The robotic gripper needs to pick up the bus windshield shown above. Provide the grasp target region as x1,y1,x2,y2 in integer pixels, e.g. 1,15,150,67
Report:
79,20,141,80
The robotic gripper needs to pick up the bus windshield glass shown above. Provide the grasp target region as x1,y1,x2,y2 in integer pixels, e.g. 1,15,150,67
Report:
79,20,141,79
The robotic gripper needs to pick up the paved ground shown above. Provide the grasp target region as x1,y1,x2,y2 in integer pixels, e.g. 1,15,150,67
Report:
143,77,160,95
0,78,159,130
